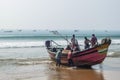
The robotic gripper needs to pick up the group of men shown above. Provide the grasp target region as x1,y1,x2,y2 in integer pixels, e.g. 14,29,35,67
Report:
71,34,98,50
84,34,98,49
56,34,98,67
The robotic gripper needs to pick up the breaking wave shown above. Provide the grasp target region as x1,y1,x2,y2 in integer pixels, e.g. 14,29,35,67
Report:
0,41,44,49
107,51,120,57
0,39,119,49
0,58,52,65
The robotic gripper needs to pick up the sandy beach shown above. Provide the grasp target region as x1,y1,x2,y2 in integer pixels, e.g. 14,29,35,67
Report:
0,48,120,80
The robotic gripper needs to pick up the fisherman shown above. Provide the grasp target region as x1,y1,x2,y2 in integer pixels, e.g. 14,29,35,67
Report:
84,37,91,49
91,34,98,47
65,44,71,50
67,50,74,66
71,34,78,49
55,49,63,67
73,44,80,52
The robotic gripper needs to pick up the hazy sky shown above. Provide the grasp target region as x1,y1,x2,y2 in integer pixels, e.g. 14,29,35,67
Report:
0,0,120,30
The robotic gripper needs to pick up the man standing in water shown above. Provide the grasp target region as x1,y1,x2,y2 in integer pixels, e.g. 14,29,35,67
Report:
55,49,62,67
67,50,74,66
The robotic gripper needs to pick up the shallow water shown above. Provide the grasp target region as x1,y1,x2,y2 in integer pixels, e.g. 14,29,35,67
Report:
0,47,120,80
0,59,120,80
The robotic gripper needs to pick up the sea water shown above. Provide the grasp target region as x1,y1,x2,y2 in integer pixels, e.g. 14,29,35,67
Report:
0,29,120,59
0,29,120,80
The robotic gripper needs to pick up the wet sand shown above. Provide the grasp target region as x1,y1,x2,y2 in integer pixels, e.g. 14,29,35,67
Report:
0,47,120,80
0,58,120,80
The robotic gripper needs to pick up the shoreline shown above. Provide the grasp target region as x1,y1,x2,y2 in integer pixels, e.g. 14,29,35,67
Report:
0,57,120,80
0,47,120,80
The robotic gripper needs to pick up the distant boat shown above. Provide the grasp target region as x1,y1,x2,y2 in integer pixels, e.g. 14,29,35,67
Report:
74,30,79,32
33,30,37,32
45,38,111,67
4,30,13,33
18,30,22,32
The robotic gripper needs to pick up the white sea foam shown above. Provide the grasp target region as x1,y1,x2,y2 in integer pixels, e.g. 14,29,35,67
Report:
111,39,120,45
107,51,120,57
0,41,43,48
0,38,119,48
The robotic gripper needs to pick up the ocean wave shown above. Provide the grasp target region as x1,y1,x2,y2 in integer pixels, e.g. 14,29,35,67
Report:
0,40,67,49
107,51,120,57
0,58,52,65
0,41,45,49
0,39,119,49
15,60,53,65
111,43,120,45
111,39,120,45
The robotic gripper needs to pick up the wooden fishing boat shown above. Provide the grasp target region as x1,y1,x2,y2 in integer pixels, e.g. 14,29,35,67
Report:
45,38,111,67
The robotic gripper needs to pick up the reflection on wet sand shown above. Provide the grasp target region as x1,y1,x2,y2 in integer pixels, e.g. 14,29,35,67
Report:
48,62,104,80
1,58,120,80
